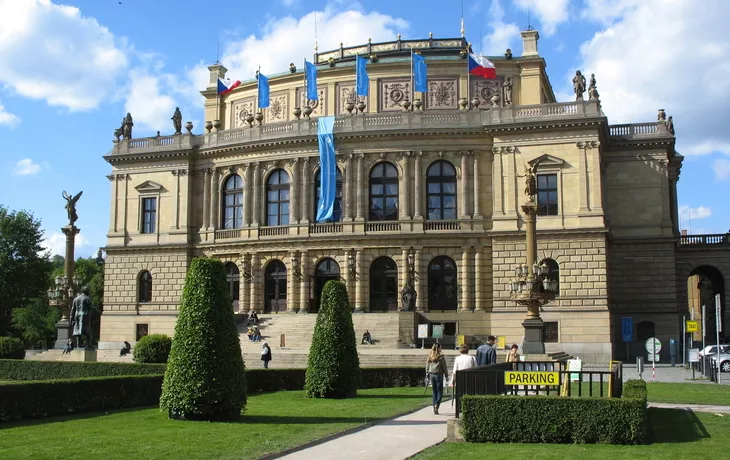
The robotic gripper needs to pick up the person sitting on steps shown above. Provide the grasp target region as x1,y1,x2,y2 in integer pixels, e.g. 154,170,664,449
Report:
249,311,259,326
361,330,373,345
119,341,131,357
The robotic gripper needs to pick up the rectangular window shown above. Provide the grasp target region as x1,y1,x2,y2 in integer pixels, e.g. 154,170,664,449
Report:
141,197,157,233
537,174,558,216
543,322,559,343
136,323,149,341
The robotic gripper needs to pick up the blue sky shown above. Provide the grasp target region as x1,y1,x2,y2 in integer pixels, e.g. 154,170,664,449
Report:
0,0,728,256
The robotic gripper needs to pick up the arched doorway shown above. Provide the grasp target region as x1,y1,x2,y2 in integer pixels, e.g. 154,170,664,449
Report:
313,258,340,313
428,256,457,311
370,257,398,312
687,265,725,345
225,262,240,311
264,260,287,313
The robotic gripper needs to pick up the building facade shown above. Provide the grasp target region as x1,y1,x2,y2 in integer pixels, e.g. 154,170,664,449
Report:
100,30,713,363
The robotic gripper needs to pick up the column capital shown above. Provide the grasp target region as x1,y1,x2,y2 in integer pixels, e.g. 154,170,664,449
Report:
288,157,300,165
116,174,130,181
492,146,503,155
106,174,115,181
459,149,473,157
399,150,412,159
576,141,587,149
504,146,516,154
590,140,601,148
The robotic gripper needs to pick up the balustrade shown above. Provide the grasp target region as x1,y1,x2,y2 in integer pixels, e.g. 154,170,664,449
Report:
215,229,241,240
309,223,343,234
259,226,289,237
678,234,730,246
424,220,461,231
365,222,401,232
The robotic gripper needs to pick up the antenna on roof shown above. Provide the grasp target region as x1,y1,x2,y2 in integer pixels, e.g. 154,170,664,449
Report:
314,11,319,54
479,26,483,55
215,40,220,65
460,0,465,37
527,2,534,31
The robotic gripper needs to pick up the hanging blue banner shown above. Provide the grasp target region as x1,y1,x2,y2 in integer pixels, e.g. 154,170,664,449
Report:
258,72,270,108
413,53,428,92
356,55,369,97
316,116,336,222
305,60,318,101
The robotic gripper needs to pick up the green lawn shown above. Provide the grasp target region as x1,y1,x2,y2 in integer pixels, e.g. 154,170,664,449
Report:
414,408,729,459
646,382,730,406
0,387,431,460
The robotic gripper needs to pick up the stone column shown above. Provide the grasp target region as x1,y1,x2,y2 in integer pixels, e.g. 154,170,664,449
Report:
660,159,673,228
414,248,424,312
590,141,604,213
209,168,218,230
576,142,589,213
240,254,250,313
299,251,309,312
202,169,211,229
301,158,310,223
400,248,409,291
400,151,411,219
252,163,260,226
287,251,298,312
290,159,299,224
354,250,364,311
492,147,504,216
171,170,180,230
414,151,423,219
120,174,129,236
505,147,517,217
474,246,484,311
473,152,482,219
460,151,470,219
355,153,365,221
242,164,251,226
460,246,471,311
345,154,354,221
108,174,118,232
250,253,259,312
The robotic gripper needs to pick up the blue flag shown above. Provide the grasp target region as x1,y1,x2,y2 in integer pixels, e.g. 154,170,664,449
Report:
258,72,270,108
316,116,336,222
305,60,318,101
356,55,369,97
413,53,427,93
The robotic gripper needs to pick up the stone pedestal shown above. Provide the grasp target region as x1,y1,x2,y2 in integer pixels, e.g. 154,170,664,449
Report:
521,316,545,354
68,349,97,362
54,318,71,350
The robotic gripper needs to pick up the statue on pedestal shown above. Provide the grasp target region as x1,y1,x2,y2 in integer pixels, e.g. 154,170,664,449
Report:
400,279,417,311
70,287,93,348
573,70,586,100
516,160,540,200
121,113,134,139
171,107,182,134
503,77,513,106
587,73,599,100
62,191,83,225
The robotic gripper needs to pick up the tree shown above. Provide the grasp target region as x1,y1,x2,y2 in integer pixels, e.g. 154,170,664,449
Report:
0,206,53,336
11,298,60,348
160,258,246,420
305,280,361,398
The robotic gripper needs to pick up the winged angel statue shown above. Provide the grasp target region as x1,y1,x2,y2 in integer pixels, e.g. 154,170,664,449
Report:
63,191,83,225
516,159,541,200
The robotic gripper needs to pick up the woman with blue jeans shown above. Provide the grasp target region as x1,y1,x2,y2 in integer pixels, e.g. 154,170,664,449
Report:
425,343,449,414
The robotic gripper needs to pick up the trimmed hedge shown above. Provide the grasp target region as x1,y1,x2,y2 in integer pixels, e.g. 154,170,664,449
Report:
0,359,165,380
0,375,163,422
461,379,648,444
246,367,424,393
0,337,25,359
133,334,172,363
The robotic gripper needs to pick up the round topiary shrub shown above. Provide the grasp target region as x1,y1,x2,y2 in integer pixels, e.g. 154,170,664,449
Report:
160,258,246,420
133,334,172,363
305,280,361,398
0,336,26,359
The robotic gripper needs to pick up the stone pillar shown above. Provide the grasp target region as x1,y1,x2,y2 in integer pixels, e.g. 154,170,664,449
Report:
202,169,211,229
242,164,251,226
474,246,484,311
299,251,309,313
250,253,259,312
576,142,589,213
505,147,517,218
171,170,180,230
121,174,129,236
400,248,409,291
473,152,482,219
660,159,673,228
301,158,310,223
355,153,365,221
492,147,504,216
354,250,364,311
252,163,260,226
414,248,424,312
290,159,299,224
344,154,353,221
287,251,298,312
460,151,470,219
460,247,471,311
414,151,423,219
590,141,604,213
209,168,218,230
240,254,250,313
400,151,411,219
108,174,118,232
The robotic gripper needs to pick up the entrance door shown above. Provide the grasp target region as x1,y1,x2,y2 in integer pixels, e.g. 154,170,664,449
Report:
428,256,457,311
313,258,340,313
264,260,287,313
370,257,398,312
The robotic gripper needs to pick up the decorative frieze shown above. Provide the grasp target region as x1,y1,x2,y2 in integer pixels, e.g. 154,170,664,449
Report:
264,92,289,124
379,79,412,112
425,78,458,110
232,98,255,129
295,86,327,117
470,76,505,108
335,82,367,115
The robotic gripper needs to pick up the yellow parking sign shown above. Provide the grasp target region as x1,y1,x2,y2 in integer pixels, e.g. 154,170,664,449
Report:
686,321,699,333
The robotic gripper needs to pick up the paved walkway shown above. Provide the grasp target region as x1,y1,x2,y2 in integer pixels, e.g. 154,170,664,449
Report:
278,403,451,460
622,363,729,385
649,402,730,414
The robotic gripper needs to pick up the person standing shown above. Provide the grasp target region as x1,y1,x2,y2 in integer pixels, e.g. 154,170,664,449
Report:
426,343,449,414
451,344,477,391
476,336,497,366
261,342,272,369
506,344,520,363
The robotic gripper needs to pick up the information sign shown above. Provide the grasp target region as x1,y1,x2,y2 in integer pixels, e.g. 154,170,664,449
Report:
432,325,444,339
417,324,428,339
504,372,559,385
686,321,699,333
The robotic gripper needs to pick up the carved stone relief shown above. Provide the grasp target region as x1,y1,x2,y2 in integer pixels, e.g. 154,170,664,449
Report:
264,92,289,124
335,82,368,114
379,79,412,112
470,76,505,109
232,98,255,129
295,86,327,117
425,78,458,110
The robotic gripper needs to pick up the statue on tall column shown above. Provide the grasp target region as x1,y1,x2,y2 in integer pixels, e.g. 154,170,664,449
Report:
573,70,586,100
62,191,83,225
516,160,540,199
400,279,417,311
70,287,93,348
171,107,182,134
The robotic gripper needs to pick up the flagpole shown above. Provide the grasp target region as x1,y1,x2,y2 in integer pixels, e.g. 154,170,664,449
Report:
410,47,415,111
257,65,261,113
215,41,220,125
303,57,307,108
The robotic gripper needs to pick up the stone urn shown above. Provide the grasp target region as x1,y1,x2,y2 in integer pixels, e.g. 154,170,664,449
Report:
255,111,264,125
414,98,423,111
345,101,355,115
357,101,366,114
402,100,411,112
205,121,213,133
458,97,468,110
490,94,500,107
303,105,313,119
657,108,666,122
245,113,255,128
213,119,221,131
471,97,481,110
293,107,302,120
185,121,193,134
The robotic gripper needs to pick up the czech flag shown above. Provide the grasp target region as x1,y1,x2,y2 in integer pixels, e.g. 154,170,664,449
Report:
468,54,496,79
217,77,241,95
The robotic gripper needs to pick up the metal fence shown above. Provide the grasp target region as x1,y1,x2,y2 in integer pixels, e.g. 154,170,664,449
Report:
697,355,722,382
454,361,623,418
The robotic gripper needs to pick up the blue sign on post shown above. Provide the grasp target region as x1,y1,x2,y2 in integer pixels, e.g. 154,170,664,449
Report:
622,317,633,342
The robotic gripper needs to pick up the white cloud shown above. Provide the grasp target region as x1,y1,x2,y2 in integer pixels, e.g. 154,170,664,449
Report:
12,158,41,176
0,100,19,126
482,0,521,56
42,231,90,257
513,0,571,36
575,0,730,156
679,205,712,221
124,70,177,133
0,0,128,111
713,158,730,181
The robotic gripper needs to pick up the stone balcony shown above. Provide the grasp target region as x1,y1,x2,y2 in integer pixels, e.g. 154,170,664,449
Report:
678,233,730,247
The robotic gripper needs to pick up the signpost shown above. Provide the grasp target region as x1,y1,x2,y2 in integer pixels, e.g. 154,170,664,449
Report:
417,324,428,349
567,358,582,383
716,294,722,385
645,337,661,382
432,324,444,342
686,321,699,333
622,317,633,360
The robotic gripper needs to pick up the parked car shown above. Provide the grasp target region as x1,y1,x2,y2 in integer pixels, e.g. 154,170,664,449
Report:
710,353,730,373
699,344,730,358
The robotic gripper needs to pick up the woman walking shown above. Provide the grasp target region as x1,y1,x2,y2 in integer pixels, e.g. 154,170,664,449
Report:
425,343,449,414
450,344,477,391
261,342,272,369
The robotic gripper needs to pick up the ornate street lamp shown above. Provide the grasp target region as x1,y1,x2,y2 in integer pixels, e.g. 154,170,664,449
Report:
291,253,302,279
407,249,415,284
347,250,356,279
242,259,253,282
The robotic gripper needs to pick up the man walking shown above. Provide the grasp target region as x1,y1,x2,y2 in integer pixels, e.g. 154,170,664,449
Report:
476,336,497,366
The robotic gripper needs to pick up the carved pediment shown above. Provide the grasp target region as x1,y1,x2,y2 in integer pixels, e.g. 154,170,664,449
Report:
529,154,565,167
135,180,165,193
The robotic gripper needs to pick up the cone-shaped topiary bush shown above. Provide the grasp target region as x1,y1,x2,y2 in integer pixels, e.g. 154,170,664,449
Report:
305,280,361,398
160,258,246,420
133,334,172,363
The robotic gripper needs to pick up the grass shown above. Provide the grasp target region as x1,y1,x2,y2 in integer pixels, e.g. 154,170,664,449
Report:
0,387,431,460
414,408,729,459
646,382,730,406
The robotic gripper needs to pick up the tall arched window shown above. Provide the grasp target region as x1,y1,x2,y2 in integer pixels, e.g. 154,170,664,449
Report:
369,162,398,221
225,262,240,310
427,256,457,311
370,257,398,311
541,258,560,296
138,270,152,303
314,168,343,222
222,175,244,229
266,169,290,226
426,160,457,220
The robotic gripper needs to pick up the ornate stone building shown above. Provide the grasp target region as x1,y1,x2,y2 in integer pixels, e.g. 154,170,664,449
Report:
100,30,727,363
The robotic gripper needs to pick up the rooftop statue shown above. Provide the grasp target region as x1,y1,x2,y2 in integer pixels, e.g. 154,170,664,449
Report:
588,73,599,100
121,113,134,140
62,191,83,225
172,107,182,134
573,70,586,100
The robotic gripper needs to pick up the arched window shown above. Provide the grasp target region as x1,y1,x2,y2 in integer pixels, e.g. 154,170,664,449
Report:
225,262,240,310
138,271,152,303
541,258,560,296
426,160,457,220
264,260,287,313
314,168,343,222
369,162,399,221
266,169,290,226
222,175,244,229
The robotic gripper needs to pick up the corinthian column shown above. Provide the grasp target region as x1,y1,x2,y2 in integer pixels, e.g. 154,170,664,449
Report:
345,154,353,221
354,249,364,311
252,163,260,226
356,154,365,221
209,168,218,230
460,151,470,219
473,152,482,219
290,158,299,224
202,168,211,229
299,251,309,313
301,158,310,223
400,151,411,219
474,247,484,311
243,164,251,226
460,247,471,311
414,151,423,219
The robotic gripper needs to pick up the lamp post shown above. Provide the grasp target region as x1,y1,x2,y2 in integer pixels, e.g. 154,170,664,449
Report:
347,250,356,280
407,249,415,284
291,253,302,279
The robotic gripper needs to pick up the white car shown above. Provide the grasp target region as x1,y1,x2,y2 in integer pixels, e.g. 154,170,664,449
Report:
699,344,730,358
710,353,730,373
